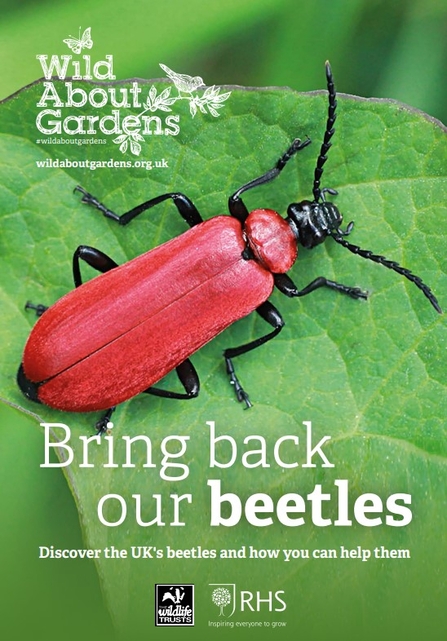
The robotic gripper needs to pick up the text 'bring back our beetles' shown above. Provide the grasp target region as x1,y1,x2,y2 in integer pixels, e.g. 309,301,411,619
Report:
18,63,441,432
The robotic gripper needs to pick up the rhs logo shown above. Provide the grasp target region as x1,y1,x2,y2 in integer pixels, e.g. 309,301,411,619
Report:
210,584,236,617
210,583,286,617
35,28,231,156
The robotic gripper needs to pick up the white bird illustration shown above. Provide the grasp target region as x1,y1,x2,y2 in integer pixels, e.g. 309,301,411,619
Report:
160,63,204,95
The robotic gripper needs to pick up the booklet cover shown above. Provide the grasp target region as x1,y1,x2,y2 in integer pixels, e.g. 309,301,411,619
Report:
1,10,446,641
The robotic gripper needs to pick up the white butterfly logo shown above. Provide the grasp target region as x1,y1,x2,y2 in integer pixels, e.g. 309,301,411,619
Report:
63,27,93,54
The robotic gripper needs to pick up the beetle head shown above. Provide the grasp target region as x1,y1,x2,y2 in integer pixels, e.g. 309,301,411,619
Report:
286,199,344,249
284,61,441,313
286,62,346,249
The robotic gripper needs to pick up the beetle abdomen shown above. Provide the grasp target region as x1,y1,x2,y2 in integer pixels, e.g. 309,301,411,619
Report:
21,216,274,412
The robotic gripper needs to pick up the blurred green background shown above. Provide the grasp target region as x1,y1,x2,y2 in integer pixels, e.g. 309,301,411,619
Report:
0,0,446,122
0,0,445,638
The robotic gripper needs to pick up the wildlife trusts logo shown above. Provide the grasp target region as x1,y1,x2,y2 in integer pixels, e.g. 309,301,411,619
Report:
155,584,194,626
35,27,231,156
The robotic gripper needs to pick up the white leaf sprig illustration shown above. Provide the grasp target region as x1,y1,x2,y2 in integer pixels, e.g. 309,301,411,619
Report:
145,86,177,112
112,64,231,155
188,85,232,118
113,132,144,156
158,64,231,117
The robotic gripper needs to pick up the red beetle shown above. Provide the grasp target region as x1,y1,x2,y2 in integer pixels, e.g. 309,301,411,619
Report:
18,64,440,432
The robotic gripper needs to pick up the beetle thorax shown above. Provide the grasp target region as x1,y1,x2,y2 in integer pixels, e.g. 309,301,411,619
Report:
244,208,297,273
287,200,343,249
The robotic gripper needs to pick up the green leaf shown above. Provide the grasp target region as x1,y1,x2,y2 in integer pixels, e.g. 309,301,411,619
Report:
0,79,446,638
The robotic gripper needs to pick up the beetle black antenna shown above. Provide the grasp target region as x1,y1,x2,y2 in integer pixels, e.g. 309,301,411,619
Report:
313,61,337,202
332,234,442,313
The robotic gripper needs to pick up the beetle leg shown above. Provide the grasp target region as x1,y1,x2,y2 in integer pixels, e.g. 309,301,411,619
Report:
25,301,48,317
274,273,368,300
224,301,285,408
72,245,119,287
225,358,252,408
95,407,116,436
228,137,311,223
143,359,200,400
17,363,41,403
75,186,203,228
